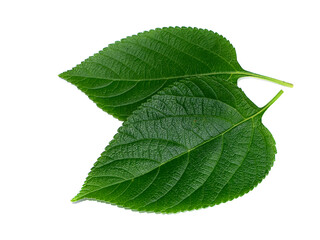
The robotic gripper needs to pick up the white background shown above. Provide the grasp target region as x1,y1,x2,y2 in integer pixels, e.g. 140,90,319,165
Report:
1,0,319,239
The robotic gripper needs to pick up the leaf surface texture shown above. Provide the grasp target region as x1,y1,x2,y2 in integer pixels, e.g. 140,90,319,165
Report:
72,77,279,213
60,27,291,120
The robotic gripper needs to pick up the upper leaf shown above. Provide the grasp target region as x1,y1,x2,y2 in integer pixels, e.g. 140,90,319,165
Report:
72,77,281,213
59,27,291,120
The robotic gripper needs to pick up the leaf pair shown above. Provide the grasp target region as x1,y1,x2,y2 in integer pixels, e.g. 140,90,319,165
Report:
60,27,292,213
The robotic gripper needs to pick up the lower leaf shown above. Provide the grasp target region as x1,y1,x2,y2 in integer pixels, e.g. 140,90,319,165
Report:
72,76,280,213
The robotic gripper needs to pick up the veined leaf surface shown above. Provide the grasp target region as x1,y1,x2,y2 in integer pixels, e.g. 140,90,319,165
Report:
72,77,280,213
59,27,292,120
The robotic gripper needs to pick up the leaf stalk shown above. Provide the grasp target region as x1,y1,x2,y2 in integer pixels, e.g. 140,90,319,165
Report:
245,71,294,88
263,90,284,110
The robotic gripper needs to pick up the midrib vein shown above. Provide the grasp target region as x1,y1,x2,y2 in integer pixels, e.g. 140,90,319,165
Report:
75,100,274,201
66,71,247,82
65,70,292,88
153,90,282,174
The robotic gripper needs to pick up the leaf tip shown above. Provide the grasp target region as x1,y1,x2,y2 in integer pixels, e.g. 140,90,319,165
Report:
58,72,67,79
71,195,81,203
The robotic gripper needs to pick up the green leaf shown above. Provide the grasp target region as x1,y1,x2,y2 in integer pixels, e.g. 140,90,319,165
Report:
59,27,292,120
72,77,280,213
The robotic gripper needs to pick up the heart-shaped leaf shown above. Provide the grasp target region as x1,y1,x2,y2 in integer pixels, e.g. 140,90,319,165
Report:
59,27,292,120
72,77,280,213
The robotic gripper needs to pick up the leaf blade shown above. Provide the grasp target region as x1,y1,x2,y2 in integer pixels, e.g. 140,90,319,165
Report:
59,27,291,120
72,77,279,213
